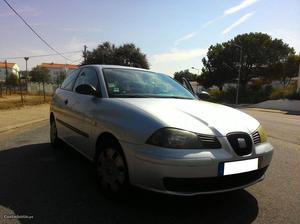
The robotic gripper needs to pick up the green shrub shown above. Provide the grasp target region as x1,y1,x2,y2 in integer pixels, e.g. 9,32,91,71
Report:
270,84,299,100
208,87,236,104
285,91,300,100
223,87,236,103
208,89,223,103
270,88,286,100
243,84,273,103
208,84,274,104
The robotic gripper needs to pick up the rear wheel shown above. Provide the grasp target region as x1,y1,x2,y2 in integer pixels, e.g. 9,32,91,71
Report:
96,145,129,196
50,117,60,148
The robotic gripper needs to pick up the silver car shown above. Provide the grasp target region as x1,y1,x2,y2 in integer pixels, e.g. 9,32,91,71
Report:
50,65,273,196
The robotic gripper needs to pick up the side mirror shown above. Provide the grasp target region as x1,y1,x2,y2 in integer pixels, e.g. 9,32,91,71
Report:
75,84,98,96
197,91,211,100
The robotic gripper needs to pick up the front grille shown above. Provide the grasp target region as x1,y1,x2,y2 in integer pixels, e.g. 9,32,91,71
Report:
163,166,268,192
198,134,222,149
227,132,253,156
252,131,261,144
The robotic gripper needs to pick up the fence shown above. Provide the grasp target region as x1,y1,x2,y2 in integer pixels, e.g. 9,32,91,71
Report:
0,81,59,106
0,82,59,95
27,82,59,95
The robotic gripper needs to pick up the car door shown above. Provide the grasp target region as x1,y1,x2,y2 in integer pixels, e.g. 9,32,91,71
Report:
66,67,101,158
53,69,80,141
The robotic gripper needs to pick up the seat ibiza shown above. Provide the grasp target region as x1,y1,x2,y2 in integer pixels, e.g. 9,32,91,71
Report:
50,65,273,196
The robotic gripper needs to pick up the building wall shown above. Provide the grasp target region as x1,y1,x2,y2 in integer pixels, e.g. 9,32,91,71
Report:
0,68,13,82
0,64,20,82
12,64,20,75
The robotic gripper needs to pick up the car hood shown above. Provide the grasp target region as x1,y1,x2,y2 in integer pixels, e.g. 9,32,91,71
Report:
115,98,260,136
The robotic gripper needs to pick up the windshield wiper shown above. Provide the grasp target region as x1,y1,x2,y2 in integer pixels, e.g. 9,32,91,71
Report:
111,94,194,99
152,96,194,99
111,94,152,98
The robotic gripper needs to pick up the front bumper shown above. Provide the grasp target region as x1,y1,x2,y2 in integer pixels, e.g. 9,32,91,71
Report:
120,138,273,196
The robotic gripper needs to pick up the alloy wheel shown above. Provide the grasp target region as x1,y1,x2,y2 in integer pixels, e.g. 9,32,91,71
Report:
97,147,127,193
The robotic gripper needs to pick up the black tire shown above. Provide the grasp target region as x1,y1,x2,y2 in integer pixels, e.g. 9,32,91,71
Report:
50,117,61,148
96,144,130,197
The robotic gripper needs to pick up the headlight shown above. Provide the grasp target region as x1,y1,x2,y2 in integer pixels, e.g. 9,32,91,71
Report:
146,128,221,149
257,125,267,143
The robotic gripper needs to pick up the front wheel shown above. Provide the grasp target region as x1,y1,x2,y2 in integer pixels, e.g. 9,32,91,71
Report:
50,118,60,148
96,146,130,196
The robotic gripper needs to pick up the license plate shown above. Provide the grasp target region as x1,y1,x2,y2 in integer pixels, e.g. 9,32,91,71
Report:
219,158,259,176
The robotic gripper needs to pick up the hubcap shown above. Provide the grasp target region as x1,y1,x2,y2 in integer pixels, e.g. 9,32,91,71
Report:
97,148,126,192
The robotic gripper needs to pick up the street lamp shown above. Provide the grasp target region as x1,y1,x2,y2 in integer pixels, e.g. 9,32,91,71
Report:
233,44,243,105
191,66,200,75
297,63,300,93
190,67,201,93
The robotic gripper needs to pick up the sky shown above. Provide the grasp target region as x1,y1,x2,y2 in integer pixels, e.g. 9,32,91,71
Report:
0,0,299,75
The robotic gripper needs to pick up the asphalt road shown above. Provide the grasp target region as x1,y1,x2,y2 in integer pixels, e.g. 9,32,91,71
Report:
0,109,299,224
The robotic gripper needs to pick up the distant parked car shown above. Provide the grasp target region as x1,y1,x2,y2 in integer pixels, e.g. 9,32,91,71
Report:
50,65,273,196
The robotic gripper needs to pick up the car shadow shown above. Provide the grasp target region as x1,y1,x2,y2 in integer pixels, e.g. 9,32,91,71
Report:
0,143,259,224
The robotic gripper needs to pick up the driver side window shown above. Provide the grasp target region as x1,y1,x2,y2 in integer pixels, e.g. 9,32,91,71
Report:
61,69,79,91
73,67,99,92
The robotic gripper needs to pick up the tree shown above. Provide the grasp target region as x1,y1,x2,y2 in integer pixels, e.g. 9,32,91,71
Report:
267,54,300,87
173,70,197,83
200,32,295,89
56,71,66,85
200,43,234,90
6,73,18,86
30,66,50,83
82,42,149,69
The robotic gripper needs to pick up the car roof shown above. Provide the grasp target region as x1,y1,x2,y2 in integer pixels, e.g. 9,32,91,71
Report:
79,64,151,72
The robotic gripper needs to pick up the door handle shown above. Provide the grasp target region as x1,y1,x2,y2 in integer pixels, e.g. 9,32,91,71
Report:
64,99,68,105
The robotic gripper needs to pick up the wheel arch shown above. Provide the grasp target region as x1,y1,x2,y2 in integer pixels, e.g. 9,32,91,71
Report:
94,132,124,163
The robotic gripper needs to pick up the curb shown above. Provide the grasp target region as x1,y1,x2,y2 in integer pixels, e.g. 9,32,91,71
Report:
244,108,287,114
0,118,48,133
243,107,300,115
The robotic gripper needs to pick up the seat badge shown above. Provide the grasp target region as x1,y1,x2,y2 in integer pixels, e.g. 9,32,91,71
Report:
237,138,247,149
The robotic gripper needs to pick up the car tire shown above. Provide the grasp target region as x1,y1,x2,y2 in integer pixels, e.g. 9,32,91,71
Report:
96,144,130,197
50,117,61,148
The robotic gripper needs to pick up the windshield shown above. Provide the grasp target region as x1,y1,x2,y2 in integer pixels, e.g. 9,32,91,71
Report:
102,68,195,99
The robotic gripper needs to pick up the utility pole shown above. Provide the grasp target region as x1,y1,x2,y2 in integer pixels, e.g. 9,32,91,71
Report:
297,62,300,93
234,44,243,105
5,60,8,94
18,69,24,105
42,73,46,103
83,45,87,62
24,57,29,92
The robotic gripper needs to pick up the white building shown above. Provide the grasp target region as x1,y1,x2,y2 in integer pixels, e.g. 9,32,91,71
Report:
0,62,19,82
41,63,78,83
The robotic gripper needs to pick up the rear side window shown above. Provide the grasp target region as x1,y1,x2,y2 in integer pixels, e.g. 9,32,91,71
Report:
61,69,79,91
73,67,99,90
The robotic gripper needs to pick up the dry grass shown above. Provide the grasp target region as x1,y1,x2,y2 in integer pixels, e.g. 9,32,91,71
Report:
0,94,52,110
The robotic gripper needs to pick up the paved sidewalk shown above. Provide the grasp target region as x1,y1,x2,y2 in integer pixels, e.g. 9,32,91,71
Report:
0,104,49,133
252,99,300,113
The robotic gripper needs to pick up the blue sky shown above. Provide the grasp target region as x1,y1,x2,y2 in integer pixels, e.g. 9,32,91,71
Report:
0,0,299,75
